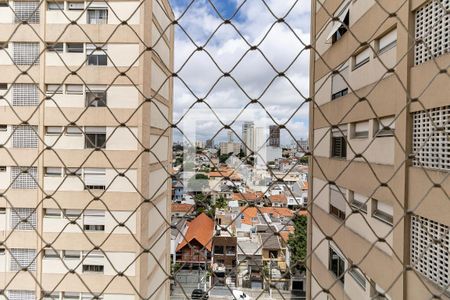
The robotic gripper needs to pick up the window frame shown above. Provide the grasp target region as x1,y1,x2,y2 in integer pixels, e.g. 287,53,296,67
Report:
67,2,84,10
46,126,63,135
372,199,393,226
66,43,84,53
87,8,108,24
331,127,347,159
328,247,345,284
378,28,397,55
47,2,64,10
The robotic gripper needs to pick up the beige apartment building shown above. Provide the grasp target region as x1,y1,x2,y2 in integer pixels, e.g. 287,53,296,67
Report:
0,0,173,299
309,0,449,299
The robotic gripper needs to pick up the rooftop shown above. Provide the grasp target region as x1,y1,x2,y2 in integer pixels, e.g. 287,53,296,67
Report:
176,213,214,252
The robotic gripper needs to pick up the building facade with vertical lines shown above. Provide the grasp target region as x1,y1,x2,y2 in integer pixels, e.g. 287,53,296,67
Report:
0,0,173,299
309,0,449,299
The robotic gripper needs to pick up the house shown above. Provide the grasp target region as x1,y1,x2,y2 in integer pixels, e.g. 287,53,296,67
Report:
171,203,194,221
175,213,214,268
172,179,184,202
232,192,265,206
212,230,237,286
259,232,289,290
238,207,294,230
268,194,288,208
237,235,263,289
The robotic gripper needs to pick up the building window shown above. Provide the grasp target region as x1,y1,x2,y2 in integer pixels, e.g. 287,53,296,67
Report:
86,44,107,66
372,200,393,226
414,0,449,65
10,248,37,271
82,251,104,273
411,215,449,288
63,209,82,220
83,168,106,190
12,83,39,106
329,247,345,283
63,250,81,259
43,248,59,259
12,125,38,148
349,266,366,290
45,167,62,177
47,43,64,52
350,192,368,213
62,292,80,300
65,126,82,135
84,127,106,148
0,83,7,90
0,166,6,172
82,264,104,273
47,2,64,10
226,246,235,255
65,167,82,176
329,185,346,220
83,210,105,231
352,121,369,139
46,126,63,135
11,166,38,189
331,65,349,100
327,2,350,44
375,116,395,137
0,124,6,131
8,290,36,300
67,2,83,10
66,43,84,53
331,126,347,158
214,245,224,254
65,84,83,94
87,8,108,24
13,42,40,65
412,105,450,171
44,208,62,217
10,208,37,230
378,28,397,54
85,85,107,107
14,1,40,24
46,84,63,94
353,47,370,70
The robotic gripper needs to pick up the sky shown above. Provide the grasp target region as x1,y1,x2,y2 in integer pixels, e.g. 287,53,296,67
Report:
168,0,311,146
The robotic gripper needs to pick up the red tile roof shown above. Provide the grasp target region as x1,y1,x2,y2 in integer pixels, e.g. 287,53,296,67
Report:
176,213,214,252
269,194,287,203
239,207,294,225
171,203,194,213
232,192,264,201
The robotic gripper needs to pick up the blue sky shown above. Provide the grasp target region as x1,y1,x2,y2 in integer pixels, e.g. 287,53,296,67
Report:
168,0,311,145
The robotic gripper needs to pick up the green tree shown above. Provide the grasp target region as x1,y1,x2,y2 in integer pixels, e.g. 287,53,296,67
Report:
214,196,227,210
299,156,309,164
187,173,209,191
219,153,230,163
288,215,308,271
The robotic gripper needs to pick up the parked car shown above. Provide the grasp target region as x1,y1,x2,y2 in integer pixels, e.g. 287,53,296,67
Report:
232,290,252,299
191,289,209,299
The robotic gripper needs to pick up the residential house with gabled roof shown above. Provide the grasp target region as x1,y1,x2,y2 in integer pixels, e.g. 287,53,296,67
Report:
175,213,214,268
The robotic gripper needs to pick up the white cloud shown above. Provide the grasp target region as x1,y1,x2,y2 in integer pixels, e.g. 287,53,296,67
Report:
170,0,311,144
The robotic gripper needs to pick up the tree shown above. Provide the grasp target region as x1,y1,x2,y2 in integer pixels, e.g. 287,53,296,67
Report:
214,196,227,210
299,156,309,164
187,173,209,191
219,153,230,163
288,215,307,271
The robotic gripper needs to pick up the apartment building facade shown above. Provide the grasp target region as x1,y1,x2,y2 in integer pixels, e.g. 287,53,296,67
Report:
0,0,173,299
309,0,449,299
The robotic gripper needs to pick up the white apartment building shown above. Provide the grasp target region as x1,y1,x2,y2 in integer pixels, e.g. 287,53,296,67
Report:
0,0,173,299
